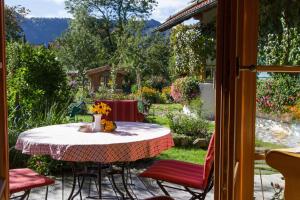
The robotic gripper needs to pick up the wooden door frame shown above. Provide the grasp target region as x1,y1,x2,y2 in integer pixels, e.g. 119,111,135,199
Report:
0,0,9,199
215,0,259,199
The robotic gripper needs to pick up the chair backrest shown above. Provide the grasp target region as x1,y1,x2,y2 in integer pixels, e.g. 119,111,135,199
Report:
97,100,140,122
202,133,215,188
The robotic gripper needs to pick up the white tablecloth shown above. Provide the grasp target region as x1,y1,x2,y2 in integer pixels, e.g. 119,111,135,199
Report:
16,122,174,163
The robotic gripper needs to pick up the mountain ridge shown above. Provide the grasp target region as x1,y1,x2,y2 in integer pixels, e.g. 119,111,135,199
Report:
21,17,162,45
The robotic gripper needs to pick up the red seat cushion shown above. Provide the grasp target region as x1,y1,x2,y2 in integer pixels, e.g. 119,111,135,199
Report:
139,160,205,190
9,168,55,194
139,134,215,190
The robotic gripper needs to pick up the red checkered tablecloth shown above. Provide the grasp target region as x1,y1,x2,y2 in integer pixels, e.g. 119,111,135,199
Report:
15,122,174,163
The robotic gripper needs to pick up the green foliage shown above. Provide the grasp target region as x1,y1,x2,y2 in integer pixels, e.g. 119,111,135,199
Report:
259,18,300,66
115,19,170,92
259,0,300,44
168,113,210,138
137,86,162,112
6,42,72,115
144,76,170,91
4,5,29,41
257,77,300,114
6,41,72,172
56,7,107,89
161,86,173,103
9,103,69,170
169,23,215,78
188,99,203,118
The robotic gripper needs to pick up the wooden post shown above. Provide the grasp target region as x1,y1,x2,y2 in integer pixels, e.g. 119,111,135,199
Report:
0,0,9,199
215,0,259,199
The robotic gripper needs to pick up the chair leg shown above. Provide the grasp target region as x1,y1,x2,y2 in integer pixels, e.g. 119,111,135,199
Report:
45,186,49,200
156,181,170,197
21,190,31,200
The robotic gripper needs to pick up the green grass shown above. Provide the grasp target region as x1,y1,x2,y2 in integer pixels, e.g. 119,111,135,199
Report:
149,103,183,116
146,115,170,127
146,103,183,128
75,115,93,123
157,147,207,164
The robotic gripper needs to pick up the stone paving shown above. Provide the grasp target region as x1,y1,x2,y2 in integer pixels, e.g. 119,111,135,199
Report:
12,169,284,200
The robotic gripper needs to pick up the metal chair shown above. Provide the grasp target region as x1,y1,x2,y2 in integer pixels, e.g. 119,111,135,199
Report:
9,168,55,200
139,134,215,200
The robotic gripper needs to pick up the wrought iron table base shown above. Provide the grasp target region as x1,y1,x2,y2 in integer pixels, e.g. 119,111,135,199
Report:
66,163,136,200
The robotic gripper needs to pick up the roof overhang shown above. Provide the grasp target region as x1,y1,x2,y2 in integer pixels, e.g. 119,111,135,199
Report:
155,0,217,32
86,66,127,76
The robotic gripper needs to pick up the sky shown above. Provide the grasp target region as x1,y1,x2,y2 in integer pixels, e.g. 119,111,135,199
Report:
5,0,192,22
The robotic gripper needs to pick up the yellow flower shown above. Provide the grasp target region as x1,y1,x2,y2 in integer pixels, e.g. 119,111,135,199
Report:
103,120,116,132
90,102,112,116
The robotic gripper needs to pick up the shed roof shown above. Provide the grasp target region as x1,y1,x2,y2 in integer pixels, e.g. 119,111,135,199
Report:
155,0,217,32
86,65,127,76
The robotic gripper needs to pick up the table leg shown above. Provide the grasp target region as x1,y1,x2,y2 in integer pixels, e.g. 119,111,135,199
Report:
98,163,102,199
121,165,134,200
110,168,125,199
68,164,77,200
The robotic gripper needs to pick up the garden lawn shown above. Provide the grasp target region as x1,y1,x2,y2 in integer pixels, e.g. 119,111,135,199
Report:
146,103,183,127
157,147,207,165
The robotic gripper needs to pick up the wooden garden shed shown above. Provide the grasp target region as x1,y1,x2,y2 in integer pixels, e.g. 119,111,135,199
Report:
86,65,127,92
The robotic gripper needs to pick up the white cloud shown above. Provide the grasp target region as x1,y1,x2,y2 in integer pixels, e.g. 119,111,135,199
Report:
152,0,191,22
47,0,65,5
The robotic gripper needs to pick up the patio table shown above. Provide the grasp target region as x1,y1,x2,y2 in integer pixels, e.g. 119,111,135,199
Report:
15,122,174,199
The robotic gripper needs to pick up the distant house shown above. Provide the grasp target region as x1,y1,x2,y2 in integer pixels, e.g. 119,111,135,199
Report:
86,65,127,92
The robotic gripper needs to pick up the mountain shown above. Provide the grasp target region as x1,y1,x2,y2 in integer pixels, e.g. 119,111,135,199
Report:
21,18,163,45
21,18,70,45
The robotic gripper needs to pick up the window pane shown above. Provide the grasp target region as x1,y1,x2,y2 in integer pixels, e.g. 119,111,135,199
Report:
254,72,300,199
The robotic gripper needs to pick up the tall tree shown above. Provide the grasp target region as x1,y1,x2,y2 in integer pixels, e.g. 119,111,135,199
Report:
65,0,157,51
4,5,29,41
115,19,169,92
56,7,107,90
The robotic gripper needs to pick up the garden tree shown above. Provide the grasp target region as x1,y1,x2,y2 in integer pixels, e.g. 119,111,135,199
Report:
4,5,29,41
259,18,300,66
114,19,169,93
259,0,300,43
56,7,107,90
6,42,71,117
65,0,157,51
169,23,215,80
138,33,170,91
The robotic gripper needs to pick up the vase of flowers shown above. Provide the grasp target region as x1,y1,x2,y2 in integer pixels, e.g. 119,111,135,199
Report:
90,101,112,132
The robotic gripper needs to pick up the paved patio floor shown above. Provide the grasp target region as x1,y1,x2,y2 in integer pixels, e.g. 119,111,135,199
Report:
11,167,284,200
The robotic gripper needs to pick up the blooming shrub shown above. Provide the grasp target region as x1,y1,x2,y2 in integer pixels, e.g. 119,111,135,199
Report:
171,81,183,103
136,86,161,113
170,77,200,103
289,100,300,120
257,76,300,114
161,86,173,103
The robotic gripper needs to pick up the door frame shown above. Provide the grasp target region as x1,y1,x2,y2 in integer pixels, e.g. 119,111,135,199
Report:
215,0,259,199
0,0,9,199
